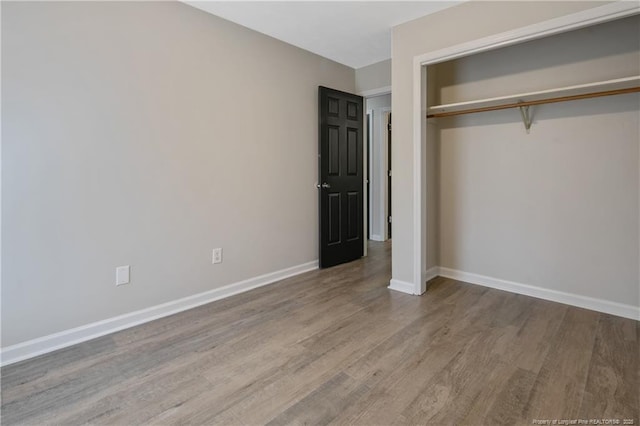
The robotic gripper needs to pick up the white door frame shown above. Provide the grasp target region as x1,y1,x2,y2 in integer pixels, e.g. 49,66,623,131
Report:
362,90,392,243
369,106,392,242
366,109,374,243
362,88,391,255
381,108,392,241
410,2,640,295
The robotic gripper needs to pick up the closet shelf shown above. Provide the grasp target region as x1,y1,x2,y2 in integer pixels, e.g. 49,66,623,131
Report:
426,76,640,121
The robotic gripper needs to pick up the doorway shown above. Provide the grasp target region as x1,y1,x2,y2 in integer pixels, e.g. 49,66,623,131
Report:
365,94,391,242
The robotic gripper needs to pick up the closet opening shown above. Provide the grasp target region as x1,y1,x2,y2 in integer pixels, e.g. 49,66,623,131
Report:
409,4,640,307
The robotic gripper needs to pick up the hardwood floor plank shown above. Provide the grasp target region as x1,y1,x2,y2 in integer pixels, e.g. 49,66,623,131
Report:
329,338,468,425
59,372,214,425
210,314,405,424
399,328,507,425
0,335,117,404
472,366,538,425
266,372,369,426
523,307,601,421
491,299,568,373
579,314,639,420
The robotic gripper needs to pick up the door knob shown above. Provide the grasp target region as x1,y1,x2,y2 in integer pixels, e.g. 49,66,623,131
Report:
316,182,331,189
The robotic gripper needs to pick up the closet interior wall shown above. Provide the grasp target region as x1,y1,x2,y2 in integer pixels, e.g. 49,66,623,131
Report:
426,15,640,307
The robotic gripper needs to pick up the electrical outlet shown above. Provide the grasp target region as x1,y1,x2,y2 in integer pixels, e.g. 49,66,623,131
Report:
212,248,222,264
116,265,130,286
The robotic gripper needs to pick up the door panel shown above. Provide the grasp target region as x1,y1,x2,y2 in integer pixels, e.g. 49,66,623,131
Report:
328,193,341,245
319,86,364,268
347,128,358,175
328,126,340,175
347,192,360,241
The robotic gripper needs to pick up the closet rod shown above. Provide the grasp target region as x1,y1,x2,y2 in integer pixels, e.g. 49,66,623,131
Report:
426,86,640,119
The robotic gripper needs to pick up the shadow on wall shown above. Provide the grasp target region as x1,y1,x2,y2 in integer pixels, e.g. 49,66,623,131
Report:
436,15,639,95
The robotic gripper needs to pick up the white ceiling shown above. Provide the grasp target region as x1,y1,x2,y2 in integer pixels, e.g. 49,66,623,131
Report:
184,1,462,69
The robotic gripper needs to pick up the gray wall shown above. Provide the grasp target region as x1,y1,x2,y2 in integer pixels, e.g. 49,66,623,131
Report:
356,59,391,94
2,1,355,347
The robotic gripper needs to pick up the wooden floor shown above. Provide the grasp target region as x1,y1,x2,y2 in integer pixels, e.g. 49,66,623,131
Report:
2,241,638,425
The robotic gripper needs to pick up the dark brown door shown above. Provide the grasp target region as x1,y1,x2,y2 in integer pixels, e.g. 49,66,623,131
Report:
318,86,364,268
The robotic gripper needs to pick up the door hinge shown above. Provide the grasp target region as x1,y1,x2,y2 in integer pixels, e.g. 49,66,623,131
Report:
387,123,392,131
388,170,392,177
388,216,392,223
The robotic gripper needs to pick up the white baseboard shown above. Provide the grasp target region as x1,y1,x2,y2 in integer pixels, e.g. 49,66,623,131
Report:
391,268,439,296
424,266,439,283
438,267,640,321
388,278,416,295
369,234,385,242
1,260,319,367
